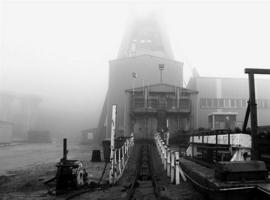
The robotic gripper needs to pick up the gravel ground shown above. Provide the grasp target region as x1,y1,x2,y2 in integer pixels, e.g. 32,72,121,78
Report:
0,142,106,200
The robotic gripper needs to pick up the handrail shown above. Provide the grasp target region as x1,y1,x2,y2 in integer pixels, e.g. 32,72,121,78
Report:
154,133,186,185
109,134,134,184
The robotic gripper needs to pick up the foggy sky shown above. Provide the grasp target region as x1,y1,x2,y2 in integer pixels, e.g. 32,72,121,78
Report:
1,1,270,137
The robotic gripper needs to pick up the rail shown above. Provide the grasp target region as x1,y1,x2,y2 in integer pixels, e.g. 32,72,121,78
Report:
154,133,187,184
109,134,134,184
125,142,161,200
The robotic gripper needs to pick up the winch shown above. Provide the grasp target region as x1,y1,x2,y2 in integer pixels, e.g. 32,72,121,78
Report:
55,138,88,194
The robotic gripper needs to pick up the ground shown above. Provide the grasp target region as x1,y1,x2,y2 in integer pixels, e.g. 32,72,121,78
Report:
0,141,204,200
0,142,106,200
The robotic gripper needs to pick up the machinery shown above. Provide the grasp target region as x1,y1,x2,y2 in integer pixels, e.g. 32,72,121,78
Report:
55,138,88,194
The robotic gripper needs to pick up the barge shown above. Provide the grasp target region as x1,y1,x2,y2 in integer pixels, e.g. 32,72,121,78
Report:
178,68,270,200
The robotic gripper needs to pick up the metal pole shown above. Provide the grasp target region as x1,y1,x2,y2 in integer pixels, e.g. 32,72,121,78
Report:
63,138,67,161
248,73,259,160
132,78,135,96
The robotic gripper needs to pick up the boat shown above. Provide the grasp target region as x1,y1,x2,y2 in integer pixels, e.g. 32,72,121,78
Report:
178,68,270,200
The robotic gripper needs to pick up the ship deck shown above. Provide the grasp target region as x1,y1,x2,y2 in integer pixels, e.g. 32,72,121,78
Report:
179,157,270,200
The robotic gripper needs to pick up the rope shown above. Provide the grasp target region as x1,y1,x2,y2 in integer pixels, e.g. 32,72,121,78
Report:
98,162,108,185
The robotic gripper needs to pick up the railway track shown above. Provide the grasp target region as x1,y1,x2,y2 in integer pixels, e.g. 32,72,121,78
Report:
126,142,161,200
60,140,204,200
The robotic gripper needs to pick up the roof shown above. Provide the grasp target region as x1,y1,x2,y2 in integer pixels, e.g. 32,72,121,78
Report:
110,54,183,65
125,83,198,94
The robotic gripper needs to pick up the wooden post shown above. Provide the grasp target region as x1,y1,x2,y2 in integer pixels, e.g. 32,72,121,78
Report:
171,152,175,183
166,131,170,146
131,133,134,145
161,141,165,164
118,148,121,174
109,105,117,184
175,151,180,184
167,148,171,177
114,150,117,178
192,134,194,158
244,68,270,160
63,138,67,161
248,73,259,160
164,145,167,170
122,145,125,169
215,131,218,163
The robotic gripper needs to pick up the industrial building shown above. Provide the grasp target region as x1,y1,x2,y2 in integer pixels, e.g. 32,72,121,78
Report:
95,16,270,142
125,83,197,139
0,91,42,140
96,17,185,141
187,75,270,129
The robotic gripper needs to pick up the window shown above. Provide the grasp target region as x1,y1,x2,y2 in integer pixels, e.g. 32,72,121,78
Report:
200,98,206,108
230,99,235,108
218,99,224,108
236,99,241,108
213,99,218,108
206,99,212,108
225,99,230,108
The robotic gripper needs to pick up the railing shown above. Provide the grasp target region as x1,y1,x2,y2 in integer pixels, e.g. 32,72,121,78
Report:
154,133,187,184
132,103,191,113
109,134,134,184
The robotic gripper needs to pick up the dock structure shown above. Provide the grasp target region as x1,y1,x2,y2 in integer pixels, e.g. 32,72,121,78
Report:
72,138,204,200
89,14,270,200
68,132,270,200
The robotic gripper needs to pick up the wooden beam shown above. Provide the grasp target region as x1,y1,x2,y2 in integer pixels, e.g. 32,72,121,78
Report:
248,73,259,160
245,68,270,74
242,102,250,133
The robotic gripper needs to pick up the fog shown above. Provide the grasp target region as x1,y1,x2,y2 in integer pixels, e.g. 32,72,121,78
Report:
1,1,270,140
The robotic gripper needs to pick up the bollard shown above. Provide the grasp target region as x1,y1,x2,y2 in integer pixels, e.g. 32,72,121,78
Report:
175,151,180,184
171,151,175,183
167,148,171,177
